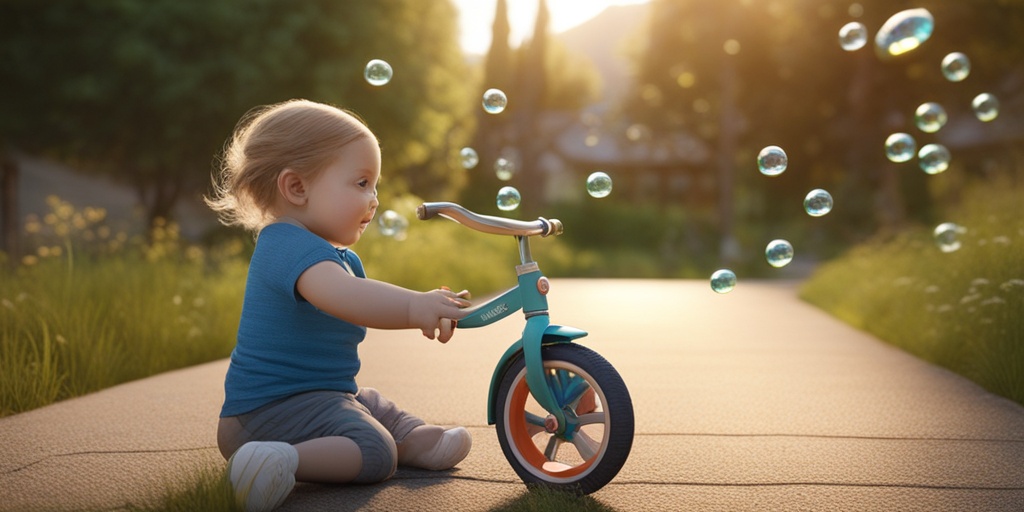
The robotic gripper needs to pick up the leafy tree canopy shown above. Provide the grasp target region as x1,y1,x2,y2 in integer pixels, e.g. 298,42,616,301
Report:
0,0,472,223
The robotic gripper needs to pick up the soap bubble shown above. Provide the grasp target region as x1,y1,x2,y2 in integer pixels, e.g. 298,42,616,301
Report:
377,210,408,239
364,59,393,86
586,172,613,198
482,88,508,114
885,132,916,163
914,102,947,133
918,143,951,175
934,222,966,253
839,22,868,51
757,145,788,176
496,186,521,211
804,189,833,217
972,93,999,122
459,147,479,169
765,239,795,268
494,158,515,181
710,269,737,294
941,52,971,82
875,8,934,58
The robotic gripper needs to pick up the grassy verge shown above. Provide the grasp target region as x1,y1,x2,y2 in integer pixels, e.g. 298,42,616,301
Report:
0,198,248,417
800,179,1024,405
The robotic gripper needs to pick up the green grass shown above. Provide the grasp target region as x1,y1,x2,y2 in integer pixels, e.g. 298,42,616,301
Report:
126,464,239,512
0,199,249,417
800,179,1024,405
132,472,615,512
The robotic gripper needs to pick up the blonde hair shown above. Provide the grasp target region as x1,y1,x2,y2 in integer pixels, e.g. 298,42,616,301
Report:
206,99,375,232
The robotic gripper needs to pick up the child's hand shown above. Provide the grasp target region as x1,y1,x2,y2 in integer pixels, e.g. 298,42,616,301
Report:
434,287,471,343
413,287,472,342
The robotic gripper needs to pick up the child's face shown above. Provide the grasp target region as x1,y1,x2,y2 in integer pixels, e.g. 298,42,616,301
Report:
304,135,381,247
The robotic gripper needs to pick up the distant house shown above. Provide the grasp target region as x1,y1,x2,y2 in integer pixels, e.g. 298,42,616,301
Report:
531,110,713,208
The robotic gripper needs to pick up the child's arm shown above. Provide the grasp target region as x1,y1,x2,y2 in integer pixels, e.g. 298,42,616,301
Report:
296,260,470,342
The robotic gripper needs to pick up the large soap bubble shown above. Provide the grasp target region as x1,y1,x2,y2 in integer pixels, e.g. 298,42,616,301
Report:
765,239,795,268
494,158,515,181
941,52,971,82
972,93,1000,122
804,189,834,217
918,144,951,175
757,145,788,176
915,102,948,133
933,222,966,253
496,186,521,211
364,59,393,86
839,22,868,51
378,210,408,239
482,88,508,114
710,269,737,294
885,133,916,163
459,147,479,169
586,172,613,198
875,8,934,59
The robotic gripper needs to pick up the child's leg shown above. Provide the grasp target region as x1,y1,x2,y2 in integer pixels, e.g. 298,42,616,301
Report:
221,391,399,485
292,436,362,483
356,387,471,470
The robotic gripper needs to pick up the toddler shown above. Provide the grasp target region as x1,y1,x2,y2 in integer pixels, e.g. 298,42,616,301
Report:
206,99,472,512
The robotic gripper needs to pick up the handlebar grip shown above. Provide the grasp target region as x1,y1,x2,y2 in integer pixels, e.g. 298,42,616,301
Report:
416,203,442,221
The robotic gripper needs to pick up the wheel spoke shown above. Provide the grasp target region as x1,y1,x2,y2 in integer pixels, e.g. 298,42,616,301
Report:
576,411,606,426
563,376,591,409
572,429,600,461
543,435,561,461
525,411,546,437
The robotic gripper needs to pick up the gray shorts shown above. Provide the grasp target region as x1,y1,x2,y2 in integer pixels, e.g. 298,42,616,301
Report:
218,388,425,483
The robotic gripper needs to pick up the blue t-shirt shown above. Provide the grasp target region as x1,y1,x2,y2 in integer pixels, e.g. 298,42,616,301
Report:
220,222,368,417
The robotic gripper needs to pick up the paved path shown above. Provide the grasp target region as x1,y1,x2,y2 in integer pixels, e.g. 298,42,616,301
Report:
2,280,1023,511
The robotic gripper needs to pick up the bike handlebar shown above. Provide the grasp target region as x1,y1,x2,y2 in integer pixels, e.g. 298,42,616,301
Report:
417,202,563,238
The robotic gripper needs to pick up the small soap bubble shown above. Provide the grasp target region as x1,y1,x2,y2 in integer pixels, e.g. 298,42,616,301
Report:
918,143,951,175
494,158,515,181
934,222,966,253
757,145,788,176
586,172,613,198
460,147,479,169
804,189,833,217
875,8,934,58
941,52,971,82
482,88,508,114
710,269,737,294
378,210,408,239
972,93,999,122
885,132,916,163
914,102,947,133
839,22,868,51
496,186,521,211
765,239,795,268
364,59,393,86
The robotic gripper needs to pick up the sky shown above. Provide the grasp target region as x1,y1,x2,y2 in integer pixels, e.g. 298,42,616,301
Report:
451,0,650,55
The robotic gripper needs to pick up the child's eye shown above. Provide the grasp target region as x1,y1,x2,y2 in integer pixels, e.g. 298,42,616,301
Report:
357,179,369,188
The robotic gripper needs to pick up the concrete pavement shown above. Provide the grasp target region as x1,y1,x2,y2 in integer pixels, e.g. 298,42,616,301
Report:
2,279,1023,511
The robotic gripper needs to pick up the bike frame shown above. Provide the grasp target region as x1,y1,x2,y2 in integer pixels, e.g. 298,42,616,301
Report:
417,203,587,435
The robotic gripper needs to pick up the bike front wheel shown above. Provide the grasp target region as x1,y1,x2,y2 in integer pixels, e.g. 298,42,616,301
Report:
495,343,634,495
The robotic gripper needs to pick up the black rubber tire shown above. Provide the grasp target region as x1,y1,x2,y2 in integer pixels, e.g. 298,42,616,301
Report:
495,343,634,495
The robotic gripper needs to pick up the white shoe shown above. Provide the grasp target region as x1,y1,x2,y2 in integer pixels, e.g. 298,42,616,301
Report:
407,427,473,470
227,441,299,512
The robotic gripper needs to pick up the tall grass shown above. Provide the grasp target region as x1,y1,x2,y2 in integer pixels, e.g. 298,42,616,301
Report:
0,197,247,417
800,179,1024,405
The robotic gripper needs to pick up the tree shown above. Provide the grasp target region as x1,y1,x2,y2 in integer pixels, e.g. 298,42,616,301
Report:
0,1,471,227
626,0,1024,261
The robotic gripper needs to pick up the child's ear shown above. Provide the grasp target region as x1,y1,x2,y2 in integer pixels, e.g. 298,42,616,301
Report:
277,169,307,206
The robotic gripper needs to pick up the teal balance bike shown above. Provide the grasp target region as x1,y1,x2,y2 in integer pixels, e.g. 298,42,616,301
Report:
417,202,634,495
